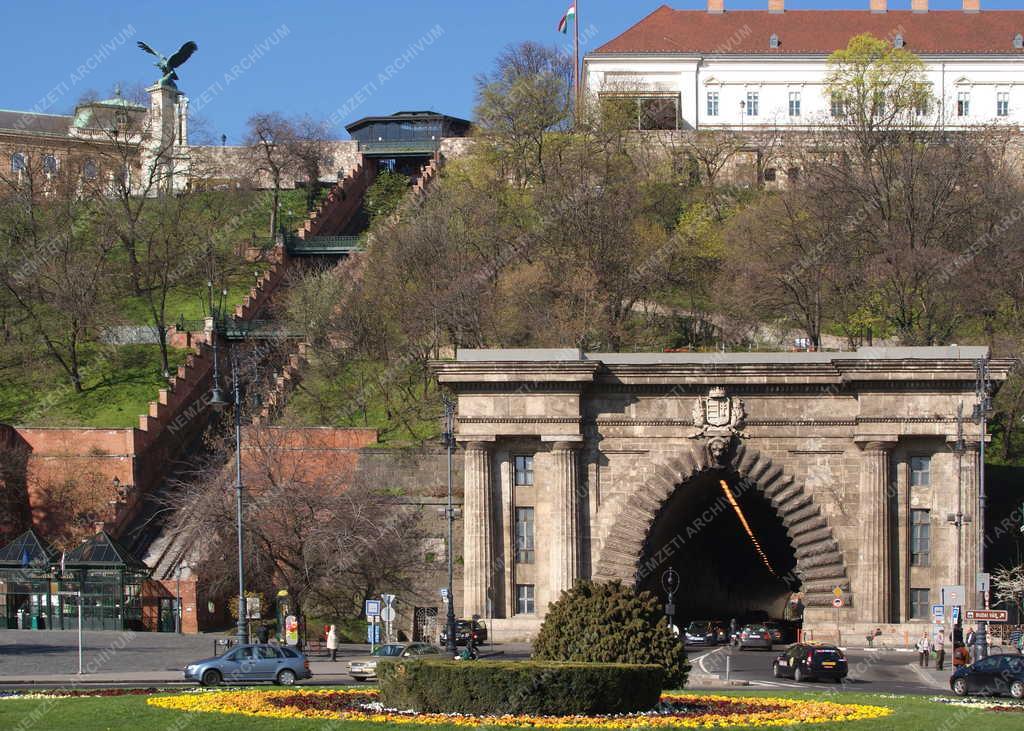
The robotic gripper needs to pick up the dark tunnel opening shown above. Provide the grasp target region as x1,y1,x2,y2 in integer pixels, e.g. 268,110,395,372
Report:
637,471,800,627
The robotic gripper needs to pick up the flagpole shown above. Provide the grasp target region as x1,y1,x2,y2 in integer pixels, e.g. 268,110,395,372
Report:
573,1,581,114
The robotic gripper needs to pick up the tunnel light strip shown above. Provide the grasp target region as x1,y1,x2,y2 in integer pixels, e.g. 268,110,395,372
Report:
719,479,778,577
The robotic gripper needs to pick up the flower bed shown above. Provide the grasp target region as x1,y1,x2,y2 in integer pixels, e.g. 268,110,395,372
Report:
147,689,893,727
930,696,1024,713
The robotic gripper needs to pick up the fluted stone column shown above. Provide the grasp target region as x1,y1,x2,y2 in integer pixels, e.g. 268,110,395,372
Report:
549,442,580,602
462,442,493,618
961,442,981,611
857,440,895,623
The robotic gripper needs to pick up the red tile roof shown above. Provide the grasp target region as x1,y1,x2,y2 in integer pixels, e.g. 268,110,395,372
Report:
591,6,1024,55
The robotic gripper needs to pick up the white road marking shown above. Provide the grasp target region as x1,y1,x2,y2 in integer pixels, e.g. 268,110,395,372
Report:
696,646,727,676
750,680,804,689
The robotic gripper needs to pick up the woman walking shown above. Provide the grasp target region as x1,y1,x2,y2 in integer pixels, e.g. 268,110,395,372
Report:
916,632,931,667
326,624,339,661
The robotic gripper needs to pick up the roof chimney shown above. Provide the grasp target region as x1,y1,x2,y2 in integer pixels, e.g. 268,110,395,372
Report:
912,0,928,13
963,0,979,12
768,0,784,13
708,0,724,14
870,0,887,13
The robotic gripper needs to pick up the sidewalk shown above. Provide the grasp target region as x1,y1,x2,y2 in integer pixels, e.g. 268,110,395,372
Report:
907,661,953,691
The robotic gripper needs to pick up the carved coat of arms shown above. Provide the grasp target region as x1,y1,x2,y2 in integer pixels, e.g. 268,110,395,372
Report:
692,387,746,434
691,387,747,466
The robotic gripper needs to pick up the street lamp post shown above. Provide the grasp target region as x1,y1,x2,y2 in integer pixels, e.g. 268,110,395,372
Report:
972,357,993,660
209,310,248,648
442,394,458,658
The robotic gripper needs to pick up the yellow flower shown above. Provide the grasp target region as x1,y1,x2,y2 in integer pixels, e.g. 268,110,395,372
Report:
147,689,892,728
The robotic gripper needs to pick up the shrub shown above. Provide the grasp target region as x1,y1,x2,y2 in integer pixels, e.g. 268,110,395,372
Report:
377,659,663,715
533,580,689,688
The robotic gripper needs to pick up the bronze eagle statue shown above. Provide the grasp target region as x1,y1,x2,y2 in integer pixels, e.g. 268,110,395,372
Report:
137,40,198,88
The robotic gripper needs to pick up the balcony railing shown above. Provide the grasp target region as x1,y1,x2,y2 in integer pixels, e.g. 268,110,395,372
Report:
284,234,363,256
357,140,439,156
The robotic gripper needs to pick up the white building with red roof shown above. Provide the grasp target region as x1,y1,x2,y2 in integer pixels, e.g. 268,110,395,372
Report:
584,1,1024,130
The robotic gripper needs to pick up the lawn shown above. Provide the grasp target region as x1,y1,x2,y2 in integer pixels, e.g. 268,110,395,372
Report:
0,344,188,428
280,359,441,447
0,690,1020,730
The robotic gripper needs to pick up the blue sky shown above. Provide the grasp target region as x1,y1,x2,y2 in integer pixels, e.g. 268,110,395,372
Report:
2,0,1022,142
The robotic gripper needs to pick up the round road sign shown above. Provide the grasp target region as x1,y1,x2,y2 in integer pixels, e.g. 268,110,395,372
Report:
832,597,843,608
380,606,396,622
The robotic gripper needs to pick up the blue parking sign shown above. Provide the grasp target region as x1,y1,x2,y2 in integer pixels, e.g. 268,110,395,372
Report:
932,604,944,619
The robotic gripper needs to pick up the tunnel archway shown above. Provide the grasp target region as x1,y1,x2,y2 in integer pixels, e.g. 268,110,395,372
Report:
593,443,850,617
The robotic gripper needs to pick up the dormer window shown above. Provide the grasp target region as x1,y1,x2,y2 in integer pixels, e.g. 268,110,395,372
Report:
769,33,780,49
1015,33,1024,50
894,34,905,49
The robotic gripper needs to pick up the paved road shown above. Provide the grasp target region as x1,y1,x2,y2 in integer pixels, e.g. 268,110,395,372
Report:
0,630,964,696
687,643,952,696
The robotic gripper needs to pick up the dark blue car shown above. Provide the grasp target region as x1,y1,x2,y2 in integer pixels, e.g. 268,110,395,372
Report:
950,654,1024,699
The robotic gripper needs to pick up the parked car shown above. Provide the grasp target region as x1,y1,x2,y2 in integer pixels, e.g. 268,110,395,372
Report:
184,643,312,686
439,619,488,647
737,625,774,650
348,642,440,681
772,643,848,682
951,654,1024,698
684,621,717,646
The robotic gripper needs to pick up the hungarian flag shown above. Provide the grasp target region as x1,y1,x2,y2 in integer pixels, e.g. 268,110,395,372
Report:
558,3,576,34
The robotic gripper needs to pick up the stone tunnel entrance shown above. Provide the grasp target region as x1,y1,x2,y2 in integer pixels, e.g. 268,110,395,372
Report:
636,470,800,624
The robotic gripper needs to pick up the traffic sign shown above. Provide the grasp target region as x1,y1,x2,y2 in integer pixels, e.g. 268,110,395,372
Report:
952,606,961,623
931,604,944,619
381,593,396,607
366,621,381,643
380,606,396,622
832,597,843,608
941,585,966,607
832,587,843,597
966,609,1009,622
977,573,991,594
365,599,382,618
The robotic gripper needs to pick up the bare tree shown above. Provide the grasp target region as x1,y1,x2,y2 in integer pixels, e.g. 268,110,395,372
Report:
244,113,297,236
165,426,423,618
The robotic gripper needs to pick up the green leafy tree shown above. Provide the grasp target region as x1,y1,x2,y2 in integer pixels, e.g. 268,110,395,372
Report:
363,170,410,224
533,580,689,688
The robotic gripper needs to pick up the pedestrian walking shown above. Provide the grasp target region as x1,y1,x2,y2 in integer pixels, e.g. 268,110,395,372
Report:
916,632,931,667
934,630,946,670
257,624,271,644
326,624,339,661
965,626,976,660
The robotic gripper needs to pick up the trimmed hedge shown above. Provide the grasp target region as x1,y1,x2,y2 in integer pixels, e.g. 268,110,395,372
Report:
377,659,664,715
534,580,689,688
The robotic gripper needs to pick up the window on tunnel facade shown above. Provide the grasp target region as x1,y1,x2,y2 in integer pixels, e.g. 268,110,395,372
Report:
516,584,535,614
910,509,930,566
910,456,931,487
515,507,535,564
909,588,930,619
513,455,534,486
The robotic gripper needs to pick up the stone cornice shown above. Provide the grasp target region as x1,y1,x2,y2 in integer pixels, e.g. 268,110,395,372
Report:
430,360,600,385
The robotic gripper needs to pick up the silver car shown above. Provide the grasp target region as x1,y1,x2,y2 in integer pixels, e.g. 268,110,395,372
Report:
348,642,440,681
737,624,774,650
184,643,312,686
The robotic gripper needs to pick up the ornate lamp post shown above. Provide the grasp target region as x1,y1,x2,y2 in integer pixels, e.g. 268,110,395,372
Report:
442,394,458,658
209,300,248,648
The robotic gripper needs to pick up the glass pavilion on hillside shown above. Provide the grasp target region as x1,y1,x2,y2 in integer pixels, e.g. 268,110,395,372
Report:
0,529,149,631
